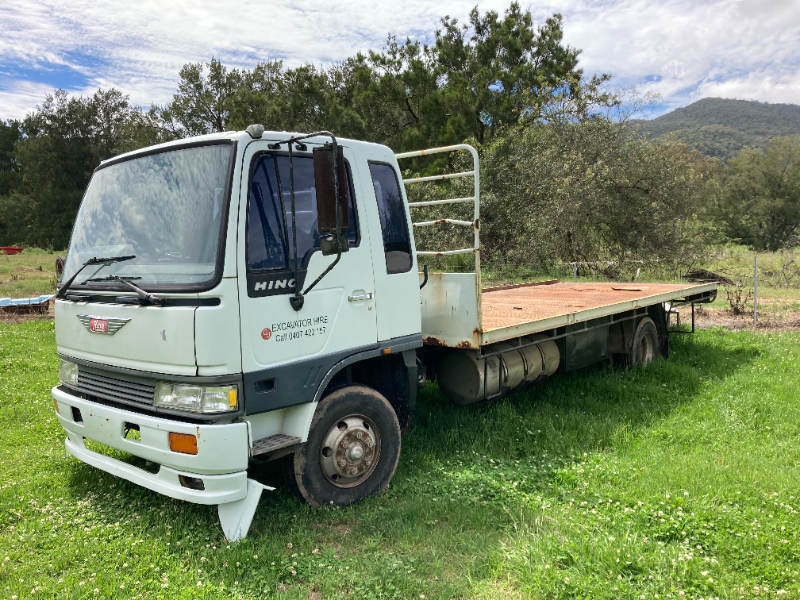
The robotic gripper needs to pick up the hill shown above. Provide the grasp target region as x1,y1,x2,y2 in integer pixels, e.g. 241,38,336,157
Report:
636,98,800,161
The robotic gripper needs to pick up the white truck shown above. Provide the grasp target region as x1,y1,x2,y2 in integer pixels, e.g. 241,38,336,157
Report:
52,128,716,541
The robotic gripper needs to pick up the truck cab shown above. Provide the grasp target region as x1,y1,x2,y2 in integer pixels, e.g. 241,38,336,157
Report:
53,130,423,540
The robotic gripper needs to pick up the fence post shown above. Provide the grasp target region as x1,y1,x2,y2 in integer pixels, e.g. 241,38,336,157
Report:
753,254,758,327
573,262,578,283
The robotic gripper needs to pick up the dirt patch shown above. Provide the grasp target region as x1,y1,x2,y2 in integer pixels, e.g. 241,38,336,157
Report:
694,307,800,332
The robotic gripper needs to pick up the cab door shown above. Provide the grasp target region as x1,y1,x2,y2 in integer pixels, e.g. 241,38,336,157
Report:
237,140,377,414
361,152,422,342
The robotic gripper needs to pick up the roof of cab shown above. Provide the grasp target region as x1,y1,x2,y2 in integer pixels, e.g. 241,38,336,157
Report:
101,130,394,166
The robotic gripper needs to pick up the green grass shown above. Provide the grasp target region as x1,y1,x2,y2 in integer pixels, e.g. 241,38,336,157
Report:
2,321,800,598
0,251,62,298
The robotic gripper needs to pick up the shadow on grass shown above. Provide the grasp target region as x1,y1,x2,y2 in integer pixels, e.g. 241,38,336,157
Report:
403,331,760,462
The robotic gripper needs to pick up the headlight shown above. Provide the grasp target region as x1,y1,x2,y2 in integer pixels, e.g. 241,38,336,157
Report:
58,359,79,387
154,382,238,413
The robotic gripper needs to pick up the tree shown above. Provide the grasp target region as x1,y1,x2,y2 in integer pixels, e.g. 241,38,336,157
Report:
0,120,21,197
434,7,583,144
158,59,246,136
407,108,714,276
716,135,800,249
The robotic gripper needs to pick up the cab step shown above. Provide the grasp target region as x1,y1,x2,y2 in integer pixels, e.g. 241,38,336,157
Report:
250,434,301,458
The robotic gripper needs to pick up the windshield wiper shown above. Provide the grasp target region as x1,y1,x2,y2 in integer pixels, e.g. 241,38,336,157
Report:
85,275,165,306
56,255,136,300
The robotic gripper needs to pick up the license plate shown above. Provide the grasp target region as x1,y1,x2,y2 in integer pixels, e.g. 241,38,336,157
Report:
89,318,108,333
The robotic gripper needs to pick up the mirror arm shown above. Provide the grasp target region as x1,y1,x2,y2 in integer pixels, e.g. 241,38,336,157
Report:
273,132,342,312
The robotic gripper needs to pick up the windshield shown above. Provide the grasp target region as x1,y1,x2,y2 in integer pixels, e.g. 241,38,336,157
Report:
62,143,234,291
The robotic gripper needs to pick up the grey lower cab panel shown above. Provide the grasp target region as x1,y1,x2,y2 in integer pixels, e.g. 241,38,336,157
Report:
242,333,423,415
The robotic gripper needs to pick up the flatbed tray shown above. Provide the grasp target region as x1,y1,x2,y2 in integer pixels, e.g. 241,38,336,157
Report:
419,274,717,349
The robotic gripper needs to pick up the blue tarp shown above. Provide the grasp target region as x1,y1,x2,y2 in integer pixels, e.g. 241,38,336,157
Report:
0,294,55,307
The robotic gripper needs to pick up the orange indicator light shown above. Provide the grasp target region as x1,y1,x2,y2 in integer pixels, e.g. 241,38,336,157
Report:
168,432,198,455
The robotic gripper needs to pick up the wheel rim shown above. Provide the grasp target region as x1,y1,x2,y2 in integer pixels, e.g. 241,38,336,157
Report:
320,414,381,488
639,332,655,364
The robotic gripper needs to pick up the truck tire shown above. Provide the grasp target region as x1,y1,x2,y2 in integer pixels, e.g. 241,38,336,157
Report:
628,317,659,367
282,384,401,507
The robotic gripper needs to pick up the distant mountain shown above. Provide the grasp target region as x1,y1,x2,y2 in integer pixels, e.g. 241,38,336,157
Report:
635,98,800,161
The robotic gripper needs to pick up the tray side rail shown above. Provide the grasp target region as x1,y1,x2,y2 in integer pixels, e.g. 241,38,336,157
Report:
397,144,483,347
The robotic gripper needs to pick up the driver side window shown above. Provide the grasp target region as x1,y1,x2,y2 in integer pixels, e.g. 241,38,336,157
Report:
246,153,359,271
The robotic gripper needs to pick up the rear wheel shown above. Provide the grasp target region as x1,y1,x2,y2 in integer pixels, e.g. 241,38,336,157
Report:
283,384,401,506
628,317,659,367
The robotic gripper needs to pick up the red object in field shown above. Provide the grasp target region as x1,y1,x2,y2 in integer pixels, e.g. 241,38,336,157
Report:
1,247,24,255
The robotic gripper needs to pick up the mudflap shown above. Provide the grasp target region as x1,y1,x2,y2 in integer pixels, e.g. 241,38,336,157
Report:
218,479,274,542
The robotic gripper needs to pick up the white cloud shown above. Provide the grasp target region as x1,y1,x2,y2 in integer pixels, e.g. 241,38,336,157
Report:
1,0,799,120
557,0,800,112
695,68,800,104
0,79,69,121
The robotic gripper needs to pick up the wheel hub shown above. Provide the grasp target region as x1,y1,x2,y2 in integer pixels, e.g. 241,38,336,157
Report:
320,415,380,488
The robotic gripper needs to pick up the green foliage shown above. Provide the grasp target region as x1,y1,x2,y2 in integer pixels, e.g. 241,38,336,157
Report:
0,120,21,197
715,135,800,250
408,115,716,276
2,322,800,598
636,98,800,161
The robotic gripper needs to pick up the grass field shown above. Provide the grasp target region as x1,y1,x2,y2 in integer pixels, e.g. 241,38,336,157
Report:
1,320,799,599
0,251,61,299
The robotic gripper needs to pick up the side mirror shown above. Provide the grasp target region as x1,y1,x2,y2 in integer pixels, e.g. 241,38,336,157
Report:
313,143,350,256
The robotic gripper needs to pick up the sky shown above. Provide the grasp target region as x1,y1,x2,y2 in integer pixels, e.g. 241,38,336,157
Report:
1,0,799,121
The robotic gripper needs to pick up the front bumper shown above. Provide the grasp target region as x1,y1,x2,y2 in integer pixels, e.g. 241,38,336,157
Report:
53,386,250,505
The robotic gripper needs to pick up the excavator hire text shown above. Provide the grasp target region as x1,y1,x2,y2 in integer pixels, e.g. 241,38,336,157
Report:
269,315,329,343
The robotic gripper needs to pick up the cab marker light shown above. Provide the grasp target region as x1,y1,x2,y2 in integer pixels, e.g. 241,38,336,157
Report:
229,388,237,409
169,432,198,455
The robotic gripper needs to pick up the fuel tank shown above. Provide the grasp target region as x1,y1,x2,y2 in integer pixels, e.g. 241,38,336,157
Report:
436,335,560,406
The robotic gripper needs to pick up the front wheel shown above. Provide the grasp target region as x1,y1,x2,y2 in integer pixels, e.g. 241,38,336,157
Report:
283,384,401,506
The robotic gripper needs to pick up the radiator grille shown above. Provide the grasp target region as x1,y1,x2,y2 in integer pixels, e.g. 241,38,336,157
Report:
75,369,155,405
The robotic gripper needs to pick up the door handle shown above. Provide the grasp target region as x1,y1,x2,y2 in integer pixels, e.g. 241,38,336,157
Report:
348,292,374,302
